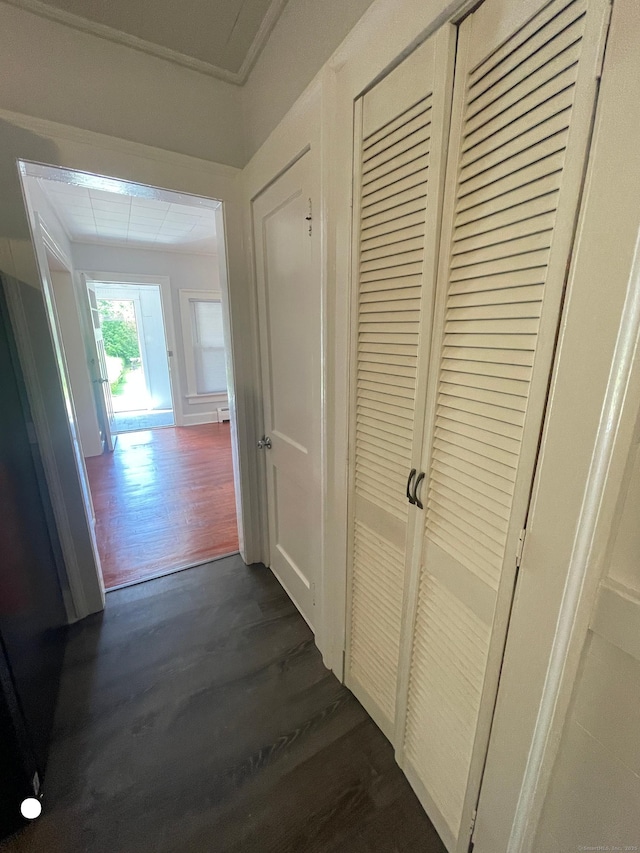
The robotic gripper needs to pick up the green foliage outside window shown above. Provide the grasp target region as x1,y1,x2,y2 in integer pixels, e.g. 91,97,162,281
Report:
98,299,140,369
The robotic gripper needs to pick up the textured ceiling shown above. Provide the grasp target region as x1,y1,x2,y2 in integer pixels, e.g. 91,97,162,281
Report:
39,178,218,254
8,0,288,81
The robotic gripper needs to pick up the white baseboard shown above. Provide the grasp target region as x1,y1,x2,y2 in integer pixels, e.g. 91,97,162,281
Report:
182,411,221,426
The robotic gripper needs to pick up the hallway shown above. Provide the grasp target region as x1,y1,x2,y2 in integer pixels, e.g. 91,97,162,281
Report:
0,556,444,853
85,424,238,588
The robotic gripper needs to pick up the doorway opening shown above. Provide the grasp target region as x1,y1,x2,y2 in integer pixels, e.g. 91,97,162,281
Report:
94,283,175,433
19,161,241,591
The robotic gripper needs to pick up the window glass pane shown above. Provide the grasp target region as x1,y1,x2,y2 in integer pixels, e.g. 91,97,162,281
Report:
195,348,227,394
190,299,227,394
192,300,224,348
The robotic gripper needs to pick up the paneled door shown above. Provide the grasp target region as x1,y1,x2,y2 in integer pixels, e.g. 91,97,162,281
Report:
252,152,321,629
345,27,457,739
396,0,612,850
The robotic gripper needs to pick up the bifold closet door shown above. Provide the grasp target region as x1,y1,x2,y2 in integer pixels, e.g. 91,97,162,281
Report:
396,0,611,851
346,27,456,738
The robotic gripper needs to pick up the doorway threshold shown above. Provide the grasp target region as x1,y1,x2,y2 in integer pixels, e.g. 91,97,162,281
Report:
113,409,175,432
105,551,241,593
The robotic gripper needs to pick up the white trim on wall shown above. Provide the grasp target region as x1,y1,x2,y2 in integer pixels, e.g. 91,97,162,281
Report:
185,393,227,406
182,411,226,426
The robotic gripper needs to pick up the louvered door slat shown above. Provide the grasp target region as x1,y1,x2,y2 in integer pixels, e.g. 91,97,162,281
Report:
347,30,455,740
468,0,587,93
399,1,608,849
361,249,425,272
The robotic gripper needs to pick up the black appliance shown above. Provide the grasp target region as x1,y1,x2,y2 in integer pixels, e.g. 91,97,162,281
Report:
0,278,67,840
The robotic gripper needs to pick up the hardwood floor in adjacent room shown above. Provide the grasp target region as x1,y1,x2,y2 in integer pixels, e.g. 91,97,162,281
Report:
85,423,239,588
0,556,446,853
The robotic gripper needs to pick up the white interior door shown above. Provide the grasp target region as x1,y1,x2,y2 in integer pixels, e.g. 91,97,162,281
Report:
253,152,321,630
86,279,115,452
345,28,456,740
396,0,612,850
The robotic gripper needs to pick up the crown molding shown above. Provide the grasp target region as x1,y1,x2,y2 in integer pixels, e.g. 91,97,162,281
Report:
5,0,288,85
235,0,289,82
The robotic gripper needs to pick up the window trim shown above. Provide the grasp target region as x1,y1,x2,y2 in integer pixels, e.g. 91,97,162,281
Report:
178,289,227,403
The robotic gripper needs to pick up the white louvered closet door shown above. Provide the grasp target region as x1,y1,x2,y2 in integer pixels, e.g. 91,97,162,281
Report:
397,1,611,851
346,28,456,739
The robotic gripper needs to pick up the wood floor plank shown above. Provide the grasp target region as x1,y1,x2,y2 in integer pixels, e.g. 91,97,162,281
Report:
85,424,239,588
0,557,446,853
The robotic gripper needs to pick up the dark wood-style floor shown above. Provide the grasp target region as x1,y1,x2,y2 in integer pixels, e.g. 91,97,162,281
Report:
1,557,445,853
85,424,239,588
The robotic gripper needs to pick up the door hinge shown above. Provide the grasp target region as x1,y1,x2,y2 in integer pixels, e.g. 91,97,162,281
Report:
467,808,477,853
311,582,316,606
305,198,312,236
516,527,527,568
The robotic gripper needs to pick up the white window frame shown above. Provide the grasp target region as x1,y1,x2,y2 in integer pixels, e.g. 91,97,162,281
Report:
179,288,228,405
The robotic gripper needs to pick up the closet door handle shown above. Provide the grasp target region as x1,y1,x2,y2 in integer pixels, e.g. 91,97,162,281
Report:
413,471,426,509
406,468,416,505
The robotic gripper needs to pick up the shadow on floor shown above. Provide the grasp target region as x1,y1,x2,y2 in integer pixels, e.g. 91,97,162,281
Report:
0,555,446,853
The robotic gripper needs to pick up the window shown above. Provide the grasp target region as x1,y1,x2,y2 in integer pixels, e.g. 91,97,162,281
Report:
191,299,226,394
179,289,228,401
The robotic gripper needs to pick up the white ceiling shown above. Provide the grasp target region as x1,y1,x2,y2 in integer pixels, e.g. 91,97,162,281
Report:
39,178,219,254
7,0,289,82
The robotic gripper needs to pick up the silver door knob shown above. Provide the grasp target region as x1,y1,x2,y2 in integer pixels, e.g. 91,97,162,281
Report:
257,436,272,449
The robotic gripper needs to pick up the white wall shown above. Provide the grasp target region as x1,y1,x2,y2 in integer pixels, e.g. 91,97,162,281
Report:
241,0,377,158
0,2,245,167
71,242,224,424
0,0,397,169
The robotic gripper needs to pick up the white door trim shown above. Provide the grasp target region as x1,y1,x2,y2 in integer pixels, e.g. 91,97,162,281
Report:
80,271,181,425
510,219,640,853
4,119,258,623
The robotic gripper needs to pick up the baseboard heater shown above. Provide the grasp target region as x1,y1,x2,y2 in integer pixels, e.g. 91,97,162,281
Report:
217,407,230,422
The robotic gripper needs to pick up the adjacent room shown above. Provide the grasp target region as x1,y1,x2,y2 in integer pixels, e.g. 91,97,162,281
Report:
19,163,239,589
1,0,639,851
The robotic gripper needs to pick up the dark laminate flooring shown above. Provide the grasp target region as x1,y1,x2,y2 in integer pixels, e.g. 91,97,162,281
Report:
1,556,446,853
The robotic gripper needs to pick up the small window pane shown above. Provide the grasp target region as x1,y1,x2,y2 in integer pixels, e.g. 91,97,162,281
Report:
190,300,227,394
